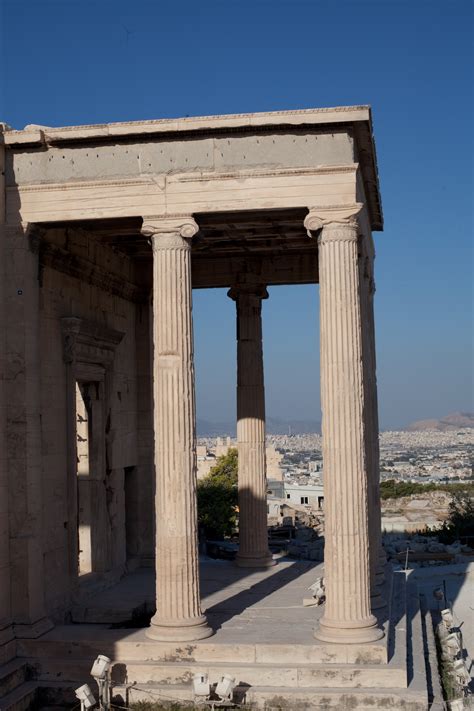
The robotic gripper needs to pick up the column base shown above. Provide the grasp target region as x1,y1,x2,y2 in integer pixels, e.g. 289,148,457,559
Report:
0,624,15,665
235,552,276,569
146,614,214,642
314,614,384,644
13,617,54,639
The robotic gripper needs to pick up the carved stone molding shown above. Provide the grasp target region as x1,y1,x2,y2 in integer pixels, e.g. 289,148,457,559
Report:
304,203,363,237
317,222,360,246
60,317,124,366
39,239,147,303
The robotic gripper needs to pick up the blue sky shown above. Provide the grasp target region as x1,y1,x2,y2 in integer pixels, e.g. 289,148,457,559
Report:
1,0,472,429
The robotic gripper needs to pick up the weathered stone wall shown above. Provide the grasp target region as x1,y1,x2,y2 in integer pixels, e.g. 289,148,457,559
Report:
27,227,148,619
126,298,154,565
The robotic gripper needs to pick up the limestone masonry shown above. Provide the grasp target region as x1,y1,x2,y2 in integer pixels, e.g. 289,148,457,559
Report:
0,107,438,709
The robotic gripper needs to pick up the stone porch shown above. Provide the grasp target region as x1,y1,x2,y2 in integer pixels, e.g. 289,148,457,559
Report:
9,562,436,710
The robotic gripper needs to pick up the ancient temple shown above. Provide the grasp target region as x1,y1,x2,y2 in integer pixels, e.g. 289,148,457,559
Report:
0,108,432,708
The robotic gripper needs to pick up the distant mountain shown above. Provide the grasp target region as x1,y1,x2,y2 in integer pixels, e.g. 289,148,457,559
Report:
405,412,474,432
197,417,321,437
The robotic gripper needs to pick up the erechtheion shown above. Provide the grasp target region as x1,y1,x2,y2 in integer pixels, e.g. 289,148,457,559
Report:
0,107,430,708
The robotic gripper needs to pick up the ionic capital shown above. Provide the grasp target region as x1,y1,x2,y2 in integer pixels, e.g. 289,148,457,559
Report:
227,277,268,303
304,204,363,238
141,215,199,250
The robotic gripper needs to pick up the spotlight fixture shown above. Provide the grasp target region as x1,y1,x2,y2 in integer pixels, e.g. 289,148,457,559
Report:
453,659,470,685
443,633,461,656
440,608,454,629
91,654,112,680
193,672,211,698
215,674,236,701
75,684,96,710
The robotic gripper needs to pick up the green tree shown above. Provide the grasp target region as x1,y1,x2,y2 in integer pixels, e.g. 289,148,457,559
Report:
197,448,238,539
443,489,474,541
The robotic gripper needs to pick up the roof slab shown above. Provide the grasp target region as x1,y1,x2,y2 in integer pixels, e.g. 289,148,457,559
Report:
40,208,318,290
2,106,383,231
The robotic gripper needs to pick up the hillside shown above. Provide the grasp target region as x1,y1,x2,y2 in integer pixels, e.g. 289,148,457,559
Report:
406,412,474,432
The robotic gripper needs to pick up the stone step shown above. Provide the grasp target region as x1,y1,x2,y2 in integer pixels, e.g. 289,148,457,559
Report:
17,632,388,665
246,685,428,710
70,601,154,624
109,681,428,711
0,660,28,698
29,656,406,689
0,680,37,711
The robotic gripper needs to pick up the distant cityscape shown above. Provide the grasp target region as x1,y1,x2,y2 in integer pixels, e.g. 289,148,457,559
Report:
197,421,473,545
198,415,473,488
266,428,473,485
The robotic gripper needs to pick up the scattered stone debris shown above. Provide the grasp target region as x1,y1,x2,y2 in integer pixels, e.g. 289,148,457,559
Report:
383,533,474,568
283,507,325,561
303,576,326,607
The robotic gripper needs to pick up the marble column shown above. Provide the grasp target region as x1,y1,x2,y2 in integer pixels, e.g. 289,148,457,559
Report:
360,251,385,611
142,216,213,642
228,283,274,569
305,213,383,644
367,265,386,582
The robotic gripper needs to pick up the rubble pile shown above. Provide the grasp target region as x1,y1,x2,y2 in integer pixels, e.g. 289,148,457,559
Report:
287,510,325,561
383,533,474,568
303,576,326,607
381,491,453,532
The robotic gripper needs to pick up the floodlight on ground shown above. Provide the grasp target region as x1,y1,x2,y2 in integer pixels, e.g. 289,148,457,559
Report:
449,697,467,711
441,609,454,629
444,632,462,655
193,672,211,698
453,659,470,685
215,674,236,701
75,684,96,710
91,654,112,680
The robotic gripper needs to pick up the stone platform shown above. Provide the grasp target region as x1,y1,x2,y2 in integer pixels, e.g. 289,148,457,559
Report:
15,561,436,709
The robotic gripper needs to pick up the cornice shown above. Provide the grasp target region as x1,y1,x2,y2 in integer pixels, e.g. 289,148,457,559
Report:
7,177,153,193
4,106,371,145
60,316,124,365
178,164,358,183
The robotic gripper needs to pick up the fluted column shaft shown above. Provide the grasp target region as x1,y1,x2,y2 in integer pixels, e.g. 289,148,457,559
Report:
360,252,385,610
367,271,386,577
229,285,274,568
143,216,212,642
315,221,383,644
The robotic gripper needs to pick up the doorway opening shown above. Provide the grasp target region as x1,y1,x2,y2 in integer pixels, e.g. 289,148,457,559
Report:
76,381,93,576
